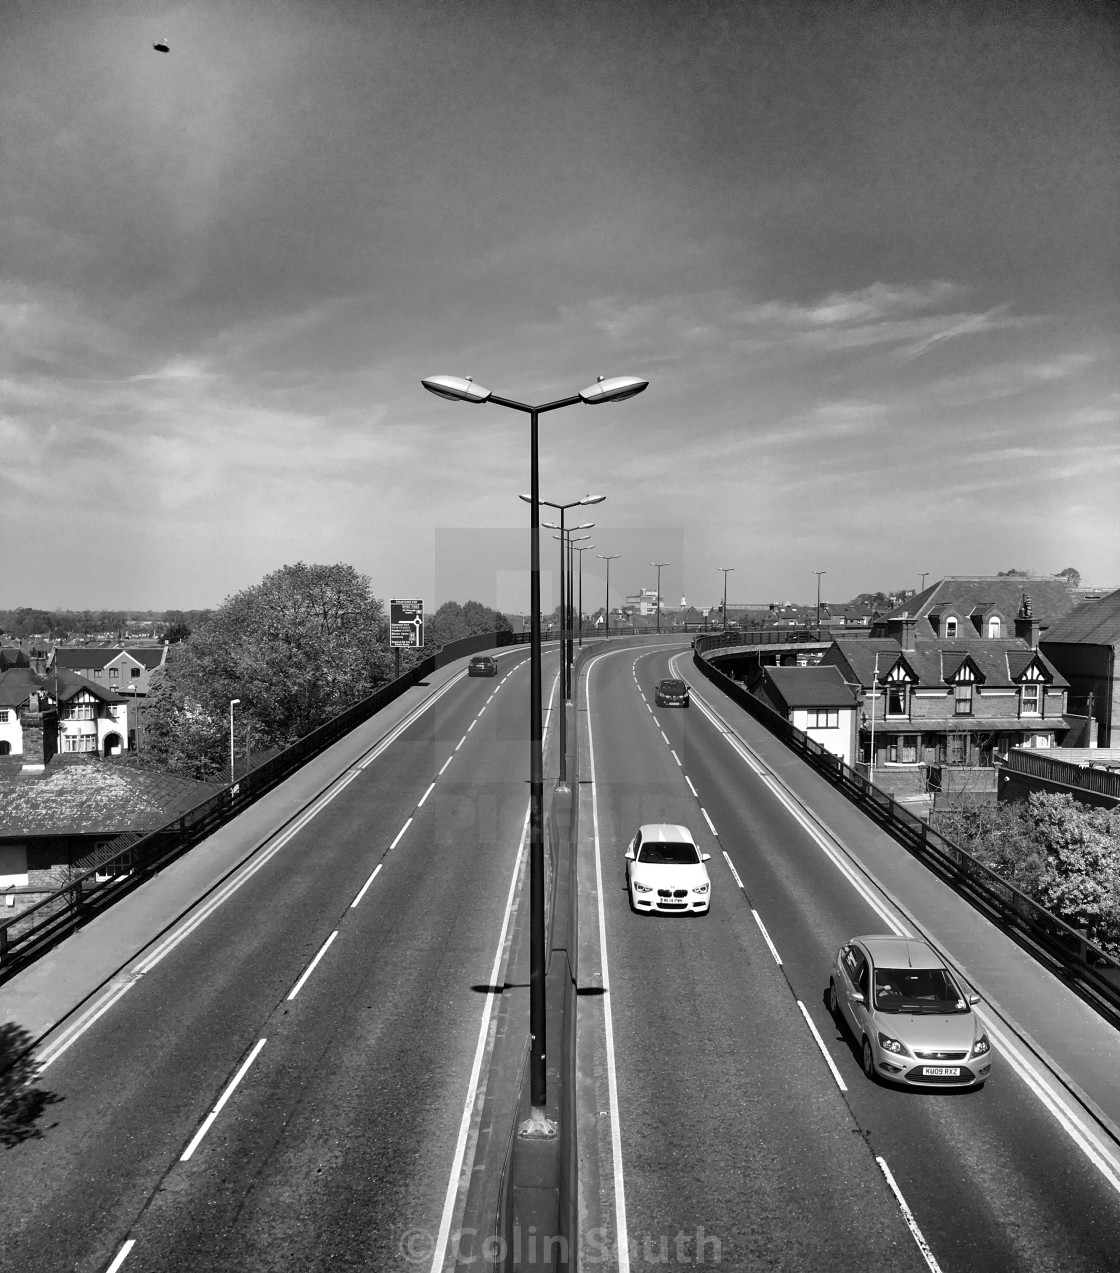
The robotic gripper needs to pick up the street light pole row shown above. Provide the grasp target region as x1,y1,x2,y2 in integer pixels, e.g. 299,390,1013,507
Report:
421,372,647,1134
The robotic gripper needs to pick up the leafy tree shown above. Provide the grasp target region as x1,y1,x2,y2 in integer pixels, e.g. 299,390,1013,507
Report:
996,568,1031,578
140,563,393,779
426,600,512,648
1056,567,1082,588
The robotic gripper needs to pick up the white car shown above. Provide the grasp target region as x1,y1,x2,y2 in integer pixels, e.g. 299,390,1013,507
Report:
625,823,711,915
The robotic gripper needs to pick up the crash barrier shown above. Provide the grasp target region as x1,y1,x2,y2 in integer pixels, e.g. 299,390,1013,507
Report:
0,631,528,979
692,644,1120,1029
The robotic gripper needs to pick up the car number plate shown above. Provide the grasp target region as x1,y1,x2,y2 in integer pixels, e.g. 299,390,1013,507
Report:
923,1066,961,1077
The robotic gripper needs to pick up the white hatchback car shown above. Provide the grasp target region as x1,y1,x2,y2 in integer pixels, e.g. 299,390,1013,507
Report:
830,935,994,1088
625,823,711,915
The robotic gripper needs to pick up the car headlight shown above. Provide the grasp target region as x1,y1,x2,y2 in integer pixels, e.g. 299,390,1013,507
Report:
692,883,709,894
633,882,653,893
970,1032,991,1058
877,1030,910,1057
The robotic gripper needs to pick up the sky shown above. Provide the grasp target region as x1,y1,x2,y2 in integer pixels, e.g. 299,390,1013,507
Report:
2,0,1117,617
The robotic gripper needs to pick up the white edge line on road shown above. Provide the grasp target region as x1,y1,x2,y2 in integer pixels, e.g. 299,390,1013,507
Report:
390,818,413,851
670,749,682,768
439,755,453,775
418,781,436,807
751,909,783,965
876,1156,944,1273
685,775,698,798
701,807,717,837
456,735,467,750
180,1037,268,1161
721,850,743,890
286,931,339,1001
796,1000,848,1092
659,729,669,745
679,664,1120,1199
351,863,383,908
105,1239,136,1273
587,651,631,1273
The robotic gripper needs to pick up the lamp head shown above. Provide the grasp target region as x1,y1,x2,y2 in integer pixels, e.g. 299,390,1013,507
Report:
579,493,607,505
421,375,492,404
579,375,648,405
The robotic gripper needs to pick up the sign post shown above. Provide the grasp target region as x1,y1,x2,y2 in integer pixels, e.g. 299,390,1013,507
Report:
390,599,424,679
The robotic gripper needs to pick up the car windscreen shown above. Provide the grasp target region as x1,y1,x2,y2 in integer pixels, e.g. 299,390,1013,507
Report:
659,681,685,692
874,967,967,1013
637,843,699,865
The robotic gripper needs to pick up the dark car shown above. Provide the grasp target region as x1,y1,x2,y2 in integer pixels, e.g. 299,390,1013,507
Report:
655,678,690,707
468,655,497,677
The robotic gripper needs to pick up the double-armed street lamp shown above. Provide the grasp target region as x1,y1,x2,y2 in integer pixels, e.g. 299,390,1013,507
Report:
421,372,647,1131
573,542,595,647
531,495,603,702
597,553,620,638
650,561,669,634
718,566,734,632
547,525,592,784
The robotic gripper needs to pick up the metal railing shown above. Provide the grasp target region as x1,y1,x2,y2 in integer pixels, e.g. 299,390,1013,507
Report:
1004,748,1120,802
692,644,1120,1027
0,631,528,979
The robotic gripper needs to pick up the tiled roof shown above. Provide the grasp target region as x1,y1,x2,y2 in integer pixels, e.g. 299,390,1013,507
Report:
763,665,860,709
1040,588,1120,646
823,637,1068,690
879,576,1079,631
0,757,223,837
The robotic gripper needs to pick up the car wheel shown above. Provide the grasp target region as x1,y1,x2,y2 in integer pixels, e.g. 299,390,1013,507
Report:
862,1037,876,1081
828,979,840,1017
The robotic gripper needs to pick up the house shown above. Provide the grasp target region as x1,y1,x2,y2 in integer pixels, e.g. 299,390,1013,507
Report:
819,602,1070,798
0,667,129,763
0,755,223,916
752,665,860,766
0,646,30,673
871,575,1080,641
50,644,168,697
1038,586,1120,747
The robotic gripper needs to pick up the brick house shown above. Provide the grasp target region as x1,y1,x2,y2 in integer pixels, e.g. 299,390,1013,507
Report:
871,574,1080,641
819,604,1070,798
0,667,129,763
50,644,168,696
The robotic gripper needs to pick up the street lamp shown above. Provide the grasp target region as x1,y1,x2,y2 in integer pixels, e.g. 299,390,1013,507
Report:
718,566,734,632
573,543,595,647
813,570,827,631
919,571,929,593
229,699,240,786
597,553,620,638
533,500,601,704
422,371,647,1133
650,562,668,635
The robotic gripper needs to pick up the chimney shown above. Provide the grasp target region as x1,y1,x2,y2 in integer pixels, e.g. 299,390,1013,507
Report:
886,610,918,652
20,699,58,772
1015,591,1039,648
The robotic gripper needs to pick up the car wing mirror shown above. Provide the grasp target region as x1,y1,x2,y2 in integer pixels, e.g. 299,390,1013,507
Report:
967,993,980,1005
625,847,635,860
850,991,865,1005
701,853,711,861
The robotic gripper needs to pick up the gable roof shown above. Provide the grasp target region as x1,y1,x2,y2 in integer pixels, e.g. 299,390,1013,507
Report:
0,666,124,709
1040,587,1120,646
762,665,860,710
0,757,224,837
53,646,168,672
0,646,30,672
876,576,1079,634
822,637,1068,690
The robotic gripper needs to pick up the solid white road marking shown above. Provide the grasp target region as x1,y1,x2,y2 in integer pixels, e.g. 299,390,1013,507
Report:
350,863,383,908
751,909,783,965
797,1000,848,1093
286,931,339,1001
180,1037,268,1161
876,1157,944,1273
105,1240,136,1273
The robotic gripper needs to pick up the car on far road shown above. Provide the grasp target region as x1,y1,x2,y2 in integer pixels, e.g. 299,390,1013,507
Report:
625,823,711,915
468,655,497,677
655,678,690,707
829,935,993,1089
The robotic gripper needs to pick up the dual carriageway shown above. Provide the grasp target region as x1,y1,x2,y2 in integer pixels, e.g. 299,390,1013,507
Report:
2,638,1119,1270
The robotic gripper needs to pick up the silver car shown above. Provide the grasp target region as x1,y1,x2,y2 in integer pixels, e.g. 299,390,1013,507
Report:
829,935,993,1088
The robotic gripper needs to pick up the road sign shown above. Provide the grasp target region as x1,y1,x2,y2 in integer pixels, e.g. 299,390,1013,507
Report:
390,599,424,648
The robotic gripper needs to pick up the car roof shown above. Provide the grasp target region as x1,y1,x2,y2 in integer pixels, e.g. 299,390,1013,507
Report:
637,823,696,843
851,935,945,969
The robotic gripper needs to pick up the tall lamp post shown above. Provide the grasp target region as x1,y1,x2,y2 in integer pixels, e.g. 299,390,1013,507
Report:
597,553,619,638
422,372,647,1131
813,570,827,631
229,698,240,786
718,566,734,632
650,561,668,634
574,543,595,647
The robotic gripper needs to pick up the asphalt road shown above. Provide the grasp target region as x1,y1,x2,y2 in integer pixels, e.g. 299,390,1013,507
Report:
577,641,1120,1272
0,650,551,1273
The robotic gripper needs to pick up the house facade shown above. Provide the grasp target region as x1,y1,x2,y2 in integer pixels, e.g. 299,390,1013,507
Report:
0,667,128,763
819,607,1070,796
1038,586,1120,747
752,665,860,766
50,644,168,696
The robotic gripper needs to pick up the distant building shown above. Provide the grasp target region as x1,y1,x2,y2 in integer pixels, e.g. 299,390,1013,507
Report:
1038,586,1120,747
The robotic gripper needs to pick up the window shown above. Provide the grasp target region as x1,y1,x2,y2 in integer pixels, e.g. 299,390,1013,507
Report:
888,735,919,763
806,709,839,728
954,682,973,715
944,617,958,638
130,667,141,678
64,704,95,721
886,684,909,717
987,617,1001,638
0,709,8,722
944,734,968,765
109,668,119,679
1020,684,1041,716
63,734,97,752
94,669,103,680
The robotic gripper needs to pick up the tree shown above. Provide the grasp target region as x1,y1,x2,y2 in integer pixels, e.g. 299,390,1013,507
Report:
996,569,1031,578
1056,567,1082,588
426,600,512,648
140,563,393,778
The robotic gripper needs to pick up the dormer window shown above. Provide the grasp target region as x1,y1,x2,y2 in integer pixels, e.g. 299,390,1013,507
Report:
944,618,958,638
886,684,910,717
954,682,974,714
987,617,1001,638
1020,684,1041,716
